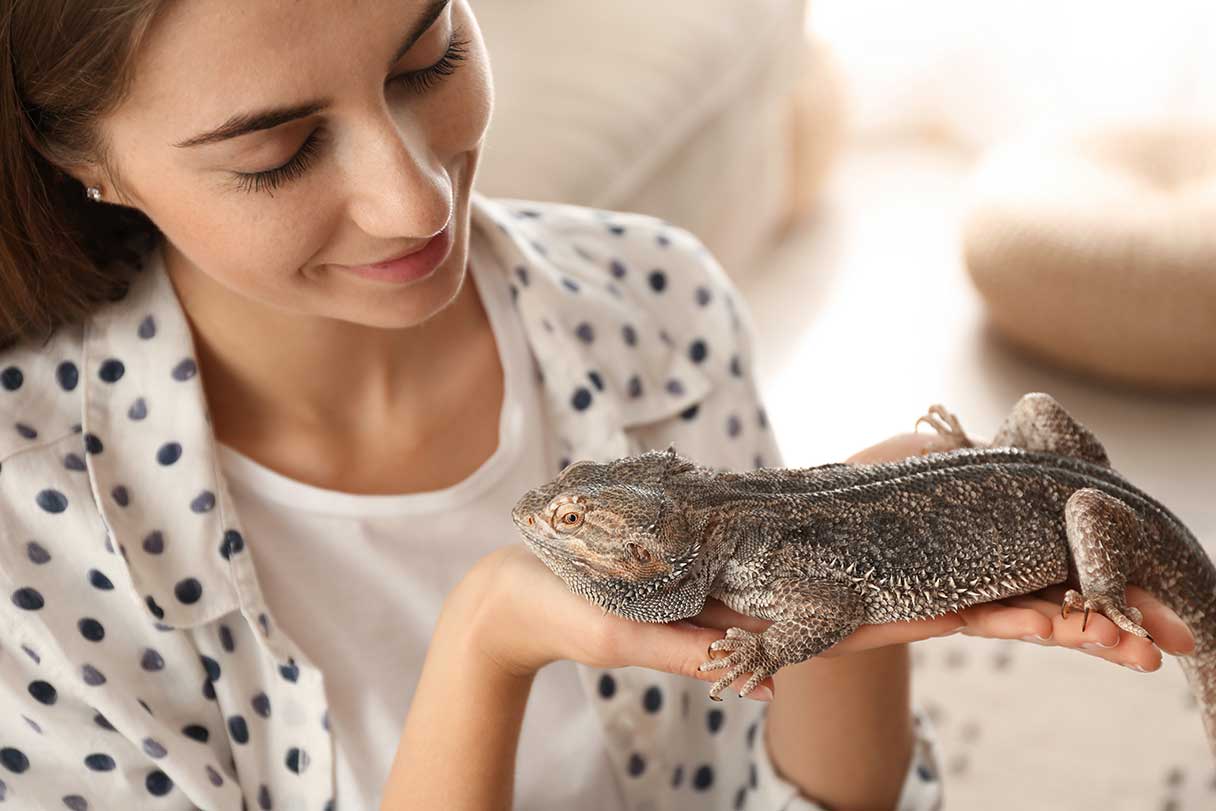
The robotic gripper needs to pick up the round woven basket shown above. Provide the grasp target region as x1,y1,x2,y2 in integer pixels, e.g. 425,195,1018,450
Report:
962,122,1216,392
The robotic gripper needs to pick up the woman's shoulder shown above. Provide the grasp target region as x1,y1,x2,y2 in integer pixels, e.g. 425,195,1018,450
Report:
0,321,88,465
476,194,754,378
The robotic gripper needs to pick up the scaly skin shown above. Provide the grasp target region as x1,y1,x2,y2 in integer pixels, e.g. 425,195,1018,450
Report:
511,392,1216,761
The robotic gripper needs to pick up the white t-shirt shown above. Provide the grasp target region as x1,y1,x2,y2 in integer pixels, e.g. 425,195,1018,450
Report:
216,240,621,810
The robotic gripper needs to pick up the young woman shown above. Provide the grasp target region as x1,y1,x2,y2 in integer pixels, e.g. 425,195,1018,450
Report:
0,2,1194,810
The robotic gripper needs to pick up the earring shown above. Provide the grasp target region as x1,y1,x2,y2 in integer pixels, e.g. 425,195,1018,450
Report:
86,186,102,202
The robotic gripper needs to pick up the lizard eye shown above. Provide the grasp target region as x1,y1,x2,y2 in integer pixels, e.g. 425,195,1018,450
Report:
553,503,585,531
626,542,652,564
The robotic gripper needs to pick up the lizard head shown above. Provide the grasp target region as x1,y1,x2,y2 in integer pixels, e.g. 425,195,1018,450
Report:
511,445,715,622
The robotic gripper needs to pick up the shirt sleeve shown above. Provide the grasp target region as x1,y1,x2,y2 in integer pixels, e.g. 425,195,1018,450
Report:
628,226,944,811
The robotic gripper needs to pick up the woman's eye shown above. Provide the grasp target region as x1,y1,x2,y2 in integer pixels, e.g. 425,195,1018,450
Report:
226,32,471,196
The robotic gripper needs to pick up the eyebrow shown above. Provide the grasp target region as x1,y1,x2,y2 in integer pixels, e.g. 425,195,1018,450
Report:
173,0,451,149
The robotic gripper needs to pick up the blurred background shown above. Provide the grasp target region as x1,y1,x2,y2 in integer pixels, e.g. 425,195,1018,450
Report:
472,1,1216,807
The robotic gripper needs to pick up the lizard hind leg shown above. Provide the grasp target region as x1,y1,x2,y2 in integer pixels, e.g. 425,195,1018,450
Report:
1058,487,1152,641
991,392,1111,466
914,403,975,453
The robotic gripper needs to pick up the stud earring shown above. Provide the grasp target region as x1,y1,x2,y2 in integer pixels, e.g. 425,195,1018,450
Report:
86,186,102,202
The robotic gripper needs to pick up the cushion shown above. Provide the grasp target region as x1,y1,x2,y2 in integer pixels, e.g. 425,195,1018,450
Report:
961,122,1216,391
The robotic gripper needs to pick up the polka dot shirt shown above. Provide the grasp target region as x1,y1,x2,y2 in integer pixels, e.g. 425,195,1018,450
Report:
0,191,942,810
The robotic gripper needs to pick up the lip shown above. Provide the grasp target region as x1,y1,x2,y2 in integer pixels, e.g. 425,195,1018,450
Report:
337,222,453,284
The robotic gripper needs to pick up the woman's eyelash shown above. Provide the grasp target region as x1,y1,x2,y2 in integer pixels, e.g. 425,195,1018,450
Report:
228,33,472,196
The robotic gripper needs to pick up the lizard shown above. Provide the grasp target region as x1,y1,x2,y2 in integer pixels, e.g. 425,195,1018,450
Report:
510,391,1216,760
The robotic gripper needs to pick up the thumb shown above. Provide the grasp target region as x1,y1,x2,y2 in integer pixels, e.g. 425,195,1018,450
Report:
609,618,775,700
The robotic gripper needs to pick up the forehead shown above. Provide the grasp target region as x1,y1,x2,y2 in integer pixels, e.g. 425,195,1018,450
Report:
117,0,417,134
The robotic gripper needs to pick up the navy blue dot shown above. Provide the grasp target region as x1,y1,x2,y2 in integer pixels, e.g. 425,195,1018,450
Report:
695,286,712,307
93,713,116,732
707,708,725,733
693,764,714,790
143,530,164,555
175,577,202,604
63,453,87,473
642,685,663,713
81,664,106,686
28,680,56,705
286,747,308,774
259,784,273,809
251,692,271,718
610,259,627,278
26,541,50,564
202,678,215,701
138,315,157,339
917,763,936,781
515,266,529,286
171,358,197,381
666,378,685,396
111,485,129,506
228,715,249,744
730,355,743,377
219,624,236,652
627,753,646,777
78,618,105,642
220,529,245,559
672,764,685,787
561,277,580,293
157,442,182,465
138,697,154,716
182,724,209,743
657,232,672,247
757,408,768,429
206,765,224,787
607,224,626,237
587,370,604,392
141,648,165,671
143,738,167,759
0,748,28,774
279,660,300,682
190,490,216,513
146,769,173,796
128,398,148,420
146,595,164,619
734,785,748,809
746,721,759,749
36,489,68,513
749,761,757,788
1,367,22,391
83,433,103,454
648,270,667,292
12,587,43,610
98,359,125,383
688,340,708,363
56,361,79,391
89,569,114,590
727,415,742,437
596,673,617,699
15,423,36,439
571,387,593,411
200,655,221,681
679,404,699,421
626,375,643,398
63,795,87,811
575,322,595,343
621,324,637,346
84,753,115,771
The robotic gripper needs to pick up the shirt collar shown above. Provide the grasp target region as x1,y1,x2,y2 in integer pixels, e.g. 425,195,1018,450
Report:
81,192,712,631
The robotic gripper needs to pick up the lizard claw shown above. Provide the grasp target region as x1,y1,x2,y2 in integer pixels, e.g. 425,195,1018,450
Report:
1060,589,1151,639
914,404,973,453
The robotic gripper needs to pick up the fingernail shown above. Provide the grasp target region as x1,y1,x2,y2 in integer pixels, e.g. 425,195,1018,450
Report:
1126,662,1151,673
745,685,773,702
1083,639,1117,649
1020,634,1049,643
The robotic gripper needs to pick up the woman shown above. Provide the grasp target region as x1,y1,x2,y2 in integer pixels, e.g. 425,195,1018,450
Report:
0,1,1194,810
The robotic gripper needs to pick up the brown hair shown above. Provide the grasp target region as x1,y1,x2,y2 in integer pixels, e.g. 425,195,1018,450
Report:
1,1,168,351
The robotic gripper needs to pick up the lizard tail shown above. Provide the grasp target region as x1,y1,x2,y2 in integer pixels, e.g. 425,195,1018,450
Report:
1139,518,1216,762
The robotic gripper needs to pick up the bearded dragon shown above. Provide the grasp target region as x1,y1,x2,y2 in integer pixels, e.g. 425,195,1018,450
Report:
510,392,1216,760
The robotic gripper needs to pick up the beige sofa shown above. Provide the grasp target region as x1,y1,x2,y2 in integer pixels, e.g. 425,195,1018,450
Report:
472,0,837,279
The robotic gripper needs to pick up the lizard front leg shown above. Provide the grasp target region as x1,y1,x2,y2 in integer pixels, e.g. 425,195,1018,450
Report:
697,579,865,700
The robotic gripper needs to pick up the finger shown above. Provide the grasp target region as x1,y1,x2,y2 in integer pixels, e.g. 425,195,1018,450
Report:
822,614,963,657
1125,584,1196,656
615,620,775,700
957,600,1053,640
1000,593,1163,671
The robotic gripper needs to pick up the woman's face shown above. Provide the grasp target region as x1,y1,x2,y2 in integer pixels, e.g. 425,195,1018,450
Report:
98,0,493,329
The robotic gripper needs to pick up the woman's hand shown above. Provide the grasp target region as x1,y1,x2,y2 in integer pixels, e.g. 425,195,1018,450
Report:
449,543,779,699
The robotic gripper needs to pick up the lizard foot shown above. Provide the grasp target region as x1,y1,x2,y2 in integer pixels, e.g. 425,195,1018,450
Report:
1060,589,1151,640
914,404,973,453
697,627,777,701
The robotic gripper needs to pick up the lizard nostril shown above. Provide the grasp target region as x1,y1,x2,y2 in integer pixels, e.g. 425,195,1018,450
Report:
526,515,534,526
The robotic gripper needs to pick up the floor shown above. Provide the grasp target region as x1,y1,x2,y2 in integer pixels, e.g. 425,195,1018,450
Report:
738,141,1216,810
